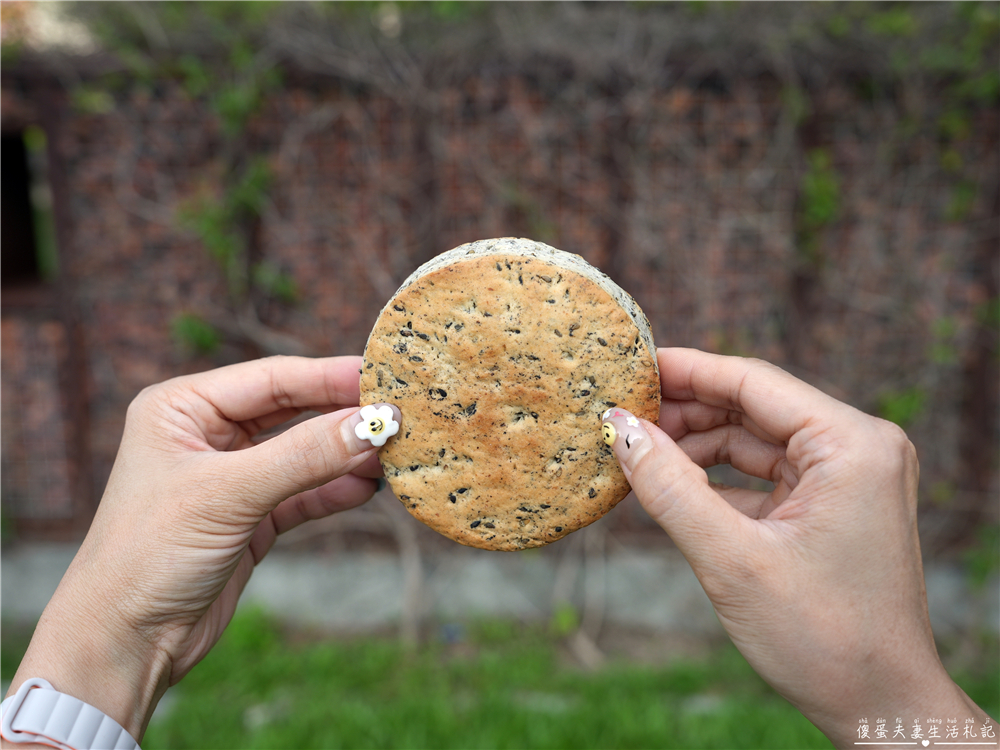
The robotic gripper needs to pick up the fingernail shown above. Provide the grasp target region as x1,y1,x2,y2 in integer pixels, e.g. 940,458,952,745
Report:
344,403,402,453
600,407,652,478
376,478,387,493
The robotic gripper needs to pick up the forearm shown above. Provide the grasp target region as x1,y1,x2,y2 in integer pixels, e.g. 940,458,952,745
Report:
4,571,171,745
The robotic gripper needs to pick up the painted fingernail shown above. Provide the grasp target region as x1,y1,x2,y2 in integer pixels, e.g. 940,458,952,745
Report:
346,403,401,451
600,407,651,476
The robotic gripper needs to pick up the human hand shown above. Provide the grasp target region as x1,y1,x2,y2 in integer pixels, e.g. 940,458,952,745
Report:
601,348,990,747
6,356,399,742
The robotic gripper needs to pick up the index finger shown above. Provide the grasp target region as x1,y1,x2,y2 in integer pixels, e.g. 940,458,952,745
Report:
181,355,364,422
656,348,856,444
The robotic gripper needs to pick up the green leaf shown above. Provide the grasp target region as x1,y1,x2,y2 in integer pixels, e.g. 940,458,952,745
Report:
549,602,579,637
253,262,299,304
865,7,918,37
964,524,1000,589
171,313,222,355
229,159,273,215
945,181,977,222
178,54,212,98
974,297,1000,329
71,87,115,115
876,387,926,429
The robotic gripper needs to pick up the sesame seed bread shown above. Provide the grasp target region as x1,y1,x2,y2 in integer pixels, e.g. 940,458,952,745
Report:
359,238,660,550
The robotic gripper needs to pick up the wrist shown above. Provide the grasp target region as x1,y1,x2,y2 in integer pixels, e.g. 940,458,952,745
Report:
806,657,991,749
6,583,171,742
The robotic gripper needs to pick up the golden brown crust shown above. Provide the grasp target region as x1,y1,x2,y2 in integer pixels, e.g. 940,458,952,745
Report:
360,252,660,550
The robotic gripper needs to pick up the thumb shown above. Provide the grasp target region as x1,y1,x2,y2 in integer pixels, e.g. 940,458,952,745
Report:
230,403,401,512
601,408,746,562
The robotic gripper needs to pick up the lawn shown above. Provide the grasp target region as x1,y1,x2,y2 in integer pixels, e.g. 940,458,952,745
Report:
3,610,997,749
143,610,831,750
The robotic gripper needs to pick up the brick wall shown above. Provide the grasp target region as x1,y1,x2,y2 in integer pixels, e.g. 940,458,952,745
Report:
2,61,997,548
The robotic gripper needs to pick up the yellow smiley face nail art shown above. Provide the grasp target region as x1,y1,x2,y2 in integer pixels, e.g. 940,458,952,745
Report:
355,404,401,447
602,421,617,446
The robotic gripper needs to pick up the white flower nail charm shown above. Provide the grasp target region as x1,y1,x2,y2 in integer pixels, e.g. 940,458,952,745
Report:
355,404,400,447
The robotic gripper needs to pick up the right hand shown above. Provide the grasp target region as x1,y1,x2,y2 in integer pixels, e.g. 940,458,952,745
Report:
601,348,990,747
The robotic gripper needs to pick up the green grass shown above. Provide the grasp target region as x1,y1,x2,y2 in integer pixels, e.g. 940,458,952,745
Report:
1,620,34,682
142,610,833,750
4,610,996,749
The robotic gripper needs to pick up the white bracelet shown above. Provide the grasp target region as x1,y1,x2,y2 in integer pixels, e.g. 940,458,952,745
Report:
0,678,141,750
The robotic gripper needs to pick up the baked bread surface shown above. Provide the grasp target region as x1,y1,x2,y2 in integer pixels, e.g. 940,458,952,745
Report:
360,238,660,550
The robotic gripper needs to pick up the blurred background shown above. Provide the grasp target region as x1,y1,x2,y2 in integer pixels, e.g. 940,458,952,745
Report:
1,2,997,747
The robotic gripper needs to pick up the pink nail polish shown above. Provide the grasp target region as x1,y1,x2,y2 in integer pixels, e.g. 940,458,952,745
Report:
600,407,649,462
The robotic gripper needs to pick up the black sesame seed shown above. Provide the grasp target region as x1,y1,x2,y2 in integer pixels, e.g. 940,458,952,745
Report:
395,377,408,386
416,333,429,340
410,356,423,362
470,520,481,529
597,337,607,346
539,275,552,283
449,493,457,503
400,329,413,337
554,329,562,337
457,488,468,494
394,304,405,312
555,526,563,532
588,488,597,498
484,522,495,529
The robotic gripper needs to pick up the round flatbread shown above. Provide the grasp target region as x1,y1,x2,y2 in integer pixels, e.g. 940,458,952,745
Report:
359,238,660,550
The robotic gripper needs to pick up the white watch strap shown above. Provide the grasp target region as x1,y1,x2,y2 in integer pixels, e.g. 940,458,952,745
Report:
1,678,141,750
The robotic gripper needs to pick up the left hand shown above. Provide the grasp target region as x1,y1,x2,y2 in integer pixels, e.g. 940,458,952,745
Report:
7,356,384,741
